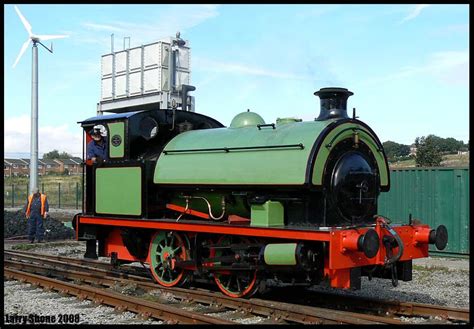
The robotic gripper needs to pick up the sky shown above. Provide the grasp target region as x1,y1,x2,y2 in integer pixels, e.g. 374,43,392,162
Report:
4,4,469,159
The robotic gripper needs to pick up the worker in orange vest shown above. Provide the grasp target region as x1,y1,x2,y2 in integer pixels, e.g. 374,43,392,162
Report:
25,187,49,243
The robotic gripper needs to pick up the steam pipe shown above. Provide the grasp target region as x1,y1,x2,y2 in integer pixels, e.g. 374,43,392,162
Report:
180,84,196,111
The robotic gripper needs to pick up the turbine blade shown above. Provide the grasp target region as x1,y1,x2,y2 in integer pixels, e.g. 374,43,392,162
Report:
13,39,31,68
14,5,32,36
37,34,69,41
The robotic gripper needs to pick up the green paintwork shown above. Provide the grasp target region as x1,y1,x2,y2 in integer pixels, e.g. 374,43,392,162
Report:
170,192,249,218
251,200,284,227
229,111,265,128
276,117,302,125
378,167,469,256
150,231,183,284
95,167,141,215
263,243,298,265
108,122,125,158
311,122,389,187
155,120,333,185
154,119,388,187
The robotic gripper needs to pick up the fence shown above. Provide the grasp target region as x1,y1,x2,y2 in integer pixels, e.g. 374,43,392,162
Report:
4,182,83,209
3,168,469,256
378,167,469,257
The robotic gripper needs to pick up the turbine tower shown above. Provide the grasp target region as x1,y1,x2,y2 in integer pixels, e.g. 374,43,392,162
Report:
12,5,68,193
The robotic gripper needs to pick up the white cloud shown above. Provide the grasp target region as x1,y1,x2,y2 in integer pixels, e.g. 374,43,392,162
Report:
194,57,310,80
361,50,469,87
82,22,127,33
400,4,430,23
77,5,220,49
4,115,83,158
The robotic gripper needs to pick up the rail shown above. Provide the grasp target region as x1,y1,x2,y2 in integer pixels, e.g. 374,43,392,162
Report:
6,251,468,324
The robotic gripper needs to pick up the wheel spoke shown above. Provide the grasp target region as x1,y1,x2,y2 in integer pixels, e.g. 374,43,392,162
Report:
170,235,175,246
150,232,189,287
213,236,259,298
224,276,232,290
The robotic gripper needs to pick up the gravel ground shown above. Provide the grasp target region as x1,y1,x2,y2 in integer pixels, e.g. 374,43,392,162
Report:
4,281,162,325
3,240,470,325
309,256,470,309
4,241,164,325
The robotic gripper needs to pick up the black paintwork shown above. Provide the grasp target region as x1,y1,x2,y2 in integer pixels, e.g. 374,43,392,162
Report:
314,87,354,121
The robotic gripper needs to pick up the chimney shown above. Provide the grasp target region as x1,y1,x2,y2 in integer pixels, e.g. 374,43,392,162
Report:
314,87,354,121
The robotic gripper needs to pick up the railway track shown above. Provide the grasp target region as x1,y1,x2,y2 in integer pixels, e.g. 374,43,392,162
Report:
4,250,470,324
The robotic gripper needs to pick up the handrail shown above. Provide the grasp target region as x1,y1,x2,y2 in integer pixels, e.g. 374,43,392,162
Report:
163,143,305,155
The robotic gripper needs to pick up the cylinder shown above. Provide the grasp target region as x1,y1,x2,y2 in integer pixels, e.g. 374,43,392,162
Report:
263,243,298,265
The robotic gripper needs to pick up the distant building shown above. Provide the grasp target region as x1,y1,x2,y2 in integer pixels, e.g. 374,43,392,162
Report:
409,144,417,156
56,157,82,175
4,157,83,177
41,159,62,175
4,159,29,177
21,158,45,176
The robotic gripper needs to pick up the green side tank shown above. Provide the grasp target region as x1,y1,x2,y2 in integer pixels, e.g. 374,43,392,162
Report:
153,111,389,189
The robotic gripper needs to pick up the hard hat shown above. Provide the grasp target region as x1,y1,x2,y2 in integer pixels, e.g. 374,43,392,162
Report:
91,125,107,137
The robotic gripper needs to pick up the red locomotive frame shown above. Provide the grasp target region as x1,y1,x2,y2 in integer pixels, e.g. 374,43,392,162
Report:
77,214,434,290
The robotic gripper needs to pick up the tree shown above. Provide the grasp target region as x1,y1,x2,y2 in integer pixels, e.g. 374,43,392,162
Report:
383,141,410,161
418,135,465,154
442,137,463,153
43,150,73,160
43,150,60,159
415,135,443,167
58,151,73,159
399,144,410,157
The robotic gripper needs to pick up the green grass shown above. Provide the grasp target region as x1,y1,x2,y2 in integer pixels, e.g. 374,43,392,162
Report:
413,264,451,283
413,264,450,273
441,153,470,167
4,174,82,186
389,153,469,169
4,174,83,209
11,243,38,251
11,241,81,251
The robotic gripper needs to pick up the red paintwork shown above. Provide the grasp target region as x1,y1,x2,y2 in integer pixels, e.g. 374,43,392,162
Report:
86,131,92,144
78,216,332,241
166,203,210,219
147,231,187,287
228,215,251,225
328,221,430,270
340,230,361,252
85,132,93,166
77,215,433,290
102,228,137,261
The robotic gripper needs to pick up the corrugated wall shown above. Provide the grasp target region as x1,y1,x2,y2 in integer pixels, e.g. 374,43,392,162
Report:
378,167,469,256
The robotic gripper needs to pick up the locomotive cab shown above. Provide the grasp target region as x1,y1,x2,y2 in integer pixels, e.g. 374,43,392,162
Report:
78,109,224,217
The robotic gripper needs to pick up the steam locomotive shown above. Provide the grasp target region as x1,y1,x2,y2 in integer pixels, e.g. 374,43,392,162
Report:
75,87,447,298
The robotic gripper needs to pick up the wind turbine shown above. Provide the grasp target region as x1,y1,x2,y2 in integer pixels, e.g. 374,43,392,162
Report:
12,5,68,194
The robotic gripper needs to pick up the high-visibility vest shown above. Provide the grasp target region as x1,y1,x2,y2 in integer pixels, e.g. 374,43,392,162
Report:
26,193,47,218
